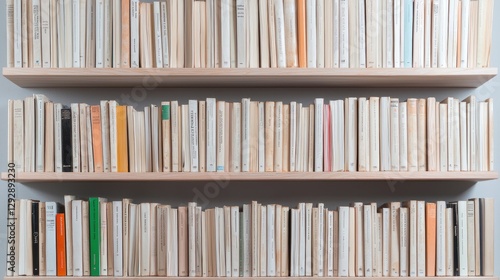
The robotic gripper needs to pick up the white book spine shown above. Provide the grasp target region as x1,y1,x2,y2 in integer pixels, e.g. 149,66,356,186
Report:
188,203,196,276
275,0,286,67
35,96,46,172
416,201,425,277
386,0,394,67
130,0,139,68
358,0,366,67
382,208,389,276
72,201,83,276
153,2,163,68
207,98,217,172
316,0,325,68
400,207,408,276
380,97,391,171
216,102,225,172
314,98,324,171
370,97,380,171
45,202,58,276
298,203,306,276
306,0,317,67
160,2,169,67
338,207,349,277
100,101,110,172
189,100,199,172
408,201,417,277
363,205,373,277
71,103,80,172
333,0,340,67
140,203,150,276
171,102,179,172
458,201,468,276
394,0,401,68
86,106,94,172
339,0,349,67
436,201,446,276
221,0,231,68
100,201,108,275
32,0,42,67
274,102,283,171
108,101,117,172
424,0,431,67
95,0,104,67
54,104,62,172
72,0,80,67
231,207,240,276
232,103,242,172
113,201,123,276
267,205,276,276
438,0,448,67
236,0,247,67
460,102,468,171
290,102,297,172
460,0,469,68
317,204,325,276
431,0,439,67
258,102,265,172
390,98,400,171
14,0,22,67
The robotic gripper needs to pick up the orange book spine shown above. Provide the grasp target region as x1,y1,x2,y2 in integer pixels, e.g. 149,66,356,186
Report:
116,105,129,172
91,106,104,172
297,0,306,68
426,202,437,276
56,213,67,276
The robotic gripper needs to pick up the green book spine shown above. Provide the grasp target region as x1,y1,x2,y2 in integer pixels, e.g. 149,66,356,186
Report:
162,104,170,120
89,197,100,276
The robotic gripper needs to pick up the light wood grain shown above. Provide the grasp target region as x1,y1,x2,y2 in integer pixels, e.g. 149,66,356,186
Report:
3,67,497,88
4,277,499,280
1,171,497,182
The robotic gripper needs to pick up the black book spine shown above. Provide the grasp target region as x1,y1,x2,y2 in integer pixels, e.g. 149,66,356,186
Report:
61,108,73,172
447,202,459,276
32,202,39,276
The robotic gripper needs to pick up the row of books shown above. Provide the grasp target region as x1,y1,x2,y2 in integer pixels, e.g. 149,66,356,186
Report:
6,0,494,69
8,95,493,173
8,197,494,277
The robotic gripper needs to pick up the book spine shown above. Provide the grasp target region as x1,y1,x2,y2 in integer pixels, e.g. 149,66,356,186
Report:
189,100,199,172
72,201,83,276
56,213,66,276
61,107,73,172
89,198,100,276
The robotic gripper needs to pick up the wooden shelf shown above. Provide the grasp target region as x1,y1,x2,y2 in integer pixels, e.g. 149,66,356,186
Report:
3,67,497,88
1,171,497,182
4,277,499,280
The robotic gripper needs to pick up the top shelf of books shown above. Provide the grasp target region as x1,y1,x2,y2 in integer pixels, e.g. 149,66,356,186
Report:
3,68,498,88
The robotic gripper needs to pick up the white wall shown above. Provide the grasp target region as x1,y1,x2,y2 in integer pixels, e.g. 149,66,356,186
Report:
0,3,499,277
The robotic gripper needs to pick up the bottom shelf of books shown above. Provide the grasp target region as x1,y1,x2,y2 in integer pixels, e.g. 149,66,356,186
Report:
7,198,495,278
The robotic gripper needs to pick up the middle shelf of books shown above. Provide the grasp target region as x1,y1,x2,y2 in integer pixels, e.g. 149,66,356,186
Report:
7,95,495,182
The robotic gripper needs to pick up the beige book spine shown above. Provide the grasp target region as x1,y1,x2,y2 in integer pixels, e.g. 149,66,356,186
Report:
282,104,290,172
417,99,427,171
308,104,315,172
265,101,275,171
178,206,188,276
274,102,284,171
407,99,418,171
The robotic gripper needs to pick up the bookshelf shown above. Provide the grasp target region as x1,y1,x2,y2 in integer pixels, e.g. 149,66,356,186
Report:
4,276,499,280
3,67,497,88
1,171,498,183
